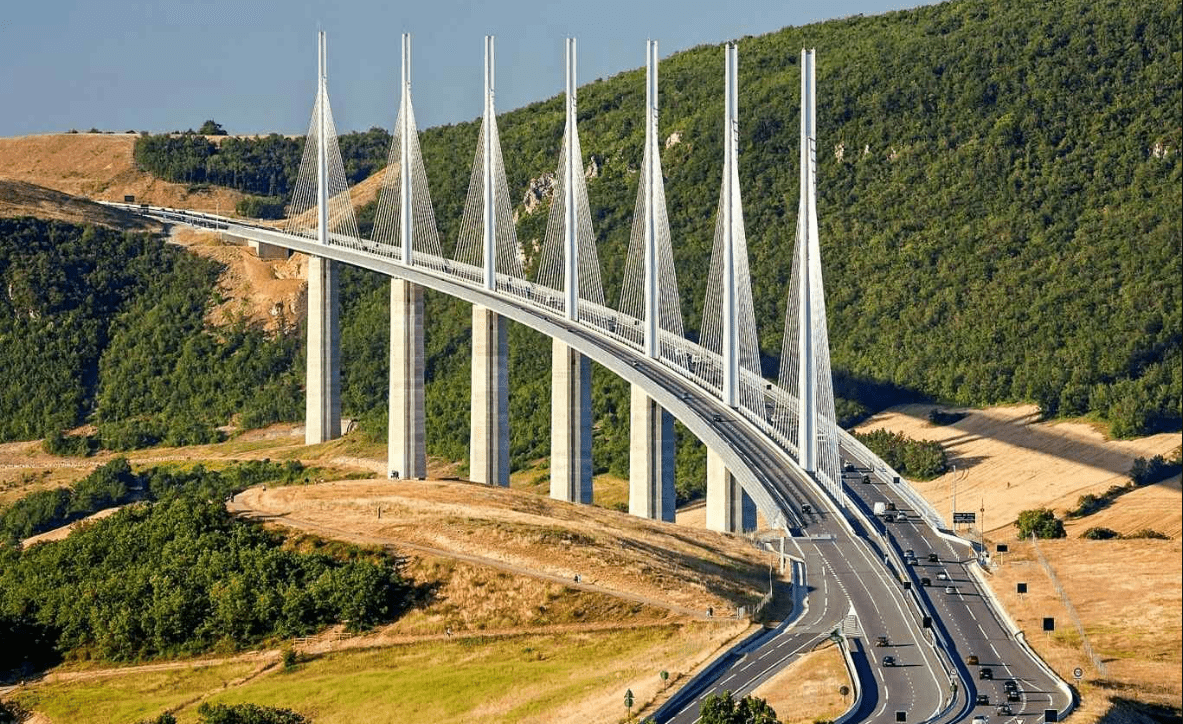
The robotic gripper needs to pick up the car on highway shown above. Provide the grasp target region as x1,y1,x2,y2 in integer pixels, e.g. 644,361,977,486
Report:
875,635,890,647
906,555,918,565
1004,679,1018,691
905,548,915,558
802,503,813,514
1007,689,1022,702
972,716,988,724
920,576,932,586
996,704,1013,715
966,654,979,665
980,667,994,680
938,571,949,580
945,585,956,594
884,513,897,522
882,655,896,667
928,552,940,562
844,462,856,472
976,694,990,705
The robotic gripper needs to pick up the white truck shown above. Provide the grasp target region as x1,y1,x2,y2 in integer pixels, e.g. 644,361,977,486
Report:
873,501,887,517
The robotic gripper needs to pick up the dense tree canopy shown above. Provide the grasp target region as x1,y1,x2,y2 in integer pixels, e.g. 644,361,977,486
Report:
0,462,410,671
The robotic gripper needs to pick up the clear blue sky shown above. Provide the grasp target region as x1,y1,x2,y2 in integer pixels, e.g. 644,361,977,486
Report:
3,0,928,137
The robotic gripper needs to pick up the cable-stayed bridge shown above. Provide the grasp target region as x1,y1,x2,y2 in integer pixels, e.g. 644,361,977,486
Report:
115,32,1073,724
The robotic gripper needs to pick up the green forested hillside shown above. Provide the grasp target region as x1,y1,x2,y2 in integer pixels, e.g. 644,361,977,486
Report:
7,0,1180,499
349,0,1181,476
0,218,301,445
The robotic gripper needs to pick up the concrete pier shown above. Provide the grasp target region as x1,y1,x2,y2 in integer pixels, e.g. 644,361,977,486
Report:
706,448,755,533
550,339,592,504
629,385,676,522
470,305,509,486
305,254,341,445
388,279,426,479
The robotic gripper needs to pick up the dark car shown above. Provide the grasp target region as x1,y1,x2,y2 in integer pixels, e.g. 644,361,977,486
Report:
976,694,990,706
802,503,813,514
882,655,896,667
980,667,994,680
928,553,940,563
1004,679,1019,692
905,548,915,558
844,462,856,472
921,577,932,586
996,704,1013,716
1007,689,1022,702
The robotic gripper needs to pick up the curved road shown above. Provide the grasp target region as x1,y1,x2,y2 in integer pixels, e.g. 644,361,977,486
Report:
129,206,1069,724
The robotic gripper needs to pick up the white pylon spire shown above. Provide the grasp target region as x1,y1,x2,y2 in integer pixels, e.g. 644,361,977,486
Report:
797,48,816,473
722,43,739,408
483,35,496,291
317,31,328,247
563,38,578,321
643,39,659,358
777,49,841,502
400,33,412,265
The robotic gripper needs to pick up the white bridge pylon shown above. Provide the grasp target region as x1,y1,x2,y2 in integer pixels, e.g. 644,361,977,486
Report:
287,34,843,522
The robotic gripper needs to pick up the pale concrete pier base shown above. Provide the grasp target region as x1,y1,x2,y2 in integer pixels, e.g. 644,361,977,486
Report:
470,305,509,486
629,385,676,522
550,339,592,504
706,448,755,533
388,279,426,480
305,255,340,445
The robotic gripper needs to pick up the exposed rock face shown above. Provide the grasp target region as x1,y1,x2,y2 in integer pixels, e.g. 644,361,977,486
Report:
520,172,557,217
665,131,682,149
834,142,845,161
585,155,601,179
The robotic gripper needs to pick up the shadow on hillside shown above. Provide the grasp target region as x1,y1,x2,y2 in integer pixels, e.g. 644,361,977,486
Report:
1095,697,1182,724
892,405,1180,481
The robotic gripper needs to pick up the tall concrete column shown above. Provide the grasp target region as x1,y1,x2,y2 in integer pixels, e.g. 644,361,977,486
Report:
388,279,425,479
706,449,755,533
305,255,340,445
550,339,592,504
470,305,509,486
629,385,676,522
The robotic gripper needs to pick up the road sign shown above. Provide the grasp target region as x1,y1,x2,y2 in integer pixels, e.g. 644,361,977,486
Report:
1073,667,1083,683
953,512,976,524
996,543,1009,553
624,689,634,708
1017,582,1028,594
1045,709,1059,722
896,711,907,722
1043,617,1055,632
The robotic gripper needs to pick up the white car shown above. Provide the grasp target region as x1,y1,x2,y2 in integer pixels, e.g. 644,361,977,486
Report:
972,717,989,724
938,571,949,581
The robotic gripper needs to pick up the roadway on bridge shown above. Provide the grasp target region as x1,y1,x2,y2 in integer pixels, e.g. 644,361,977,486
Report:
840,455,1073,724
133,206,1069,724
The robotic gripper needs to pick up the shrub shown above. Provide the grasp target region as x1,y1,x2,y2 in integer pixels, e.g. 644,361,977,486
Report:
1129,454,1182,487
1126,529,1171,540
1081,527,1121,540
236,195,287,220
927,409,967,426
1014,508,1066,539
196,703,310,724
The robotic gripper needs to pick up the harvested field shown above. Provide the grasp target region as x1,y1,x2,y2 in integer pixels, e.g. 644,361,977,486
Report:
752,640,851,724
0,133,243,211
853,403,1180,534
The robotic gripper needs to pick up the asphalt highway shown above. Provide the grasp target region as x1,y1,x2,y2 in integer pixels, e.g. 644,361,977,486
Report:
133,207,1068,724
